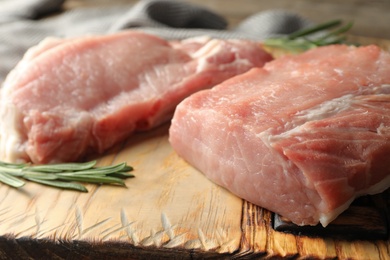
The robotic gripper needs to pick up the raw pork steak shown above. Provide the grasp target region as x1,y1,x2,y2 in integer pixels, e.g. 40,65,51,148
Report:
169,44,390,226
0,31,272,163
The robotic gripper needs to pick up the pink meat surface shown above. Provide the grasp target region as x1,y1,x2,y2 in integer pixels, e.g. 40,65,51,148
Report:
169,44,390,226
0,31,272,163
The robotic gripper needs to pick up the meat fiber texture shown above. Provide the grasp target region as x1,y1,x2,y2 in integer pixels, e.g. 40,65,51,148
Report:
0,31,272,164
169,44,390,227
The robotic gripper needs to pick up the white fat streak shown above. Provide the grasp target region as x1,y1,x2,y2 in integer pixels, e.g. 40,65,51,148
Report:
193,39,253,74
333,68,344,77
257,129,294,176
295,94,355,122
0,101,26,163
364,173,390,196
371,83,390,94
259,85,390,147
266,93,358,146
277,84,390,139
260,84,390,226
190,38,219,59
377,123,390,135
192,39,222,73
297,84,390,122
319,174,390,227
179,35,211,46
318,197,355,227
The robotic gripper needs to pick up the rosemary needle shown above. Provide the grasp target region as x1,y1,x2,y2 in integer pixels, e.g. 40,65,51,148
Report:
0,160,134,192
263,19,354,52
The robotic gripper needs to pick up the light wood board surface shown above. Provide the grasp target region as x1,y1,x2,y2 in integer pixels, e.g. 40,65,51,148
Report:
1,122,388,259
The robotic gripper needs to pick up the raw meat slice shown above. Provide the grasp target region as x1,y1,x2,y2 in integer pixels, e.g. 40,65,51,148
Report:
169,44,390,227
0,31,272,163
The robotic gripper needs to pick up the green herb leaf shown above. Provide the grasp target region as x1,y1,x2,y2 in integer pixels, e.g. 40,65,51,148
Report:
56,162,128,176
25,177,88,192
110,172,135,178
57,174,126,186
0,160,134,192
287,20,342,40
25,160,97,172
0,171,25,188
23,171,59,180
263,19,354,52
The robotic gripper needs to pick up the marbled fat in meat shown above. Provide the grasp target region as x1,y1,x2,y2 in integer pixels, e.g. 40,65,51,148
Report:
169,44,390,226
0,31,272,163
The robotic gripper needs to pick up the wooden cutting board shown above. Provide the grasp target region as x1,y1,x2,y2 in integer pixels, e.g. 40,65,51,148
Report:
0,38,389,259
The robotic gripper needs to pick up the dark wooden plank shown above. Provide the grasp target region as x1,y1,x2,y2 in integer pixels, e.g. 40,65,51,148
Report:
0,235,234,260
273,191,389,240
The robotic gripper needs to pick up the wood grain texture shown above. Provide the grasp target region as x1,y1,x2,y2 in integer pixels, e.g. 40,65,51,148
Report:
0,124,244,259
0,122,389,259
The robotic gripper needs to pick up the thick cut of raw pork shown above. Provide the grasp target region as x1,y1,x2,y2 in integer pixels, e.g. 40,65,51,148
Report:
169,44,390,226
0,31,272,163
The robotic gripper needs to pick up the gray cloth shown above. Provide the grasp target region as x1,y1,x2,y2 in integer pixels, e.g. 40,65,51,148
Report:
0,0,311,83
0,0,65,22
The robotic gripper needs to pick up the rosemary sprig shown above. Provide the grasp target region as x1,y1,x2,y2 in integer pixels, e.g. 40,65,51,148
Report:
0,160,134,192
263,19,354,52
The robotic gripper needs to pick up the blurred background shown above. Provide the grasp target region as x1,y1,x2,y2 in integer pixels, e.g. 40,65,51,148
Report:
65,0,390,39
1,0,389,80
